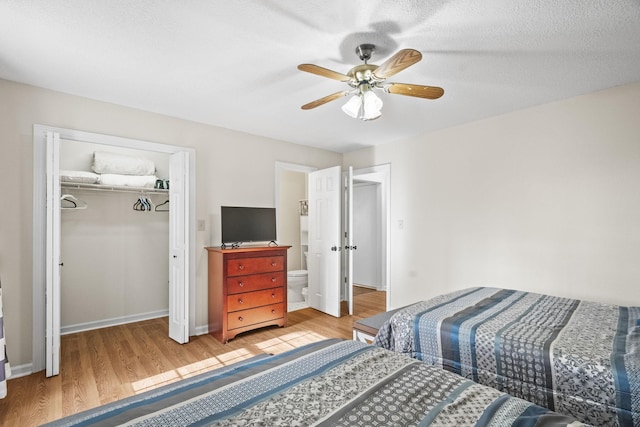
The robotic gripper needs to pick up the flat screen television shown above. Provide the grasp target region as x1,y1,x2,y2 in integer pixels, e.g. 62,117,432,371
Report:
221,206,277,246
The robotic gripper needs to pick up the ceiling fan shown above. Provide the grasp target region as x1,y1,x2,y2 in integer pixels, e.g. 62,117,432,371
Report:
298,44,444,120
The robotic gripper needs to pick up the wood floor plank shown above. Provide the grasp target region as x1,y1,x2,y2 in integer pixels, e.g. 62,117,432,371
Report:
102,322,143,387
0,288,385,426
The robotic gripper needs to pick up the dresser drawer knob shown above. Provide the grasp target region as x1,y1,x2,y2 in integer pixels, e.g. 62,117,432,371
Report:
238,316,244,322
271,293,276,298
271,277,276,282
238,265,245,270
238,298,243,304
238,281,244,287
271,262,277,267
271,309,276,314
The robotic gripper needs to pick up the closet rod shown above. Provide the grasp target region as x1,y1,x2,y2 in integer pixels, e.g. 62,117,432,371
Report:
60,182,169,195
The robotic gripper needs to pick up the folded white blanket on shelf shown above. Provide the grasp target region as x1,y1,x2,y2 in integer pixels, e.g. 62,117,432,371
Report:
99,174,158,188
92,151,156,176
60,170,100,184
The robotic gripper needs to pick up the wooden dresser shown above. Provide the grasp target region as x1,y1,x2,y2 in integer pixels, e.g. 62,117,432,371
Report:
205,246,290,343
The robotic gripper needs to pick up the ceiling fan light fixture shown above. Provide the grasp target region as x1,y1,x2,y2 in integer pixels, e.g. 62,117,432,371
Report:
342,86,383,121
341,94,362,118
362,90,383,120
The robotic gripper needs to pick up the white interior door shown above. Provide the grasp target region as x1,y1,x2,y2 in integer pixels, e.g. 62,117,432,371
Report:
169,151,189,343
308,166,342,317
45,131,61,377
345,166,354,315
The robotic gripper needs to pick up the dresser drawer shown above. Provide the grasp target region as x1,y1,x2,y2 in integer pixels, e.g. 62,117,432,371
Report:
227,288,284,312
227,272,285,294
226,256,284,276
227,303,284,330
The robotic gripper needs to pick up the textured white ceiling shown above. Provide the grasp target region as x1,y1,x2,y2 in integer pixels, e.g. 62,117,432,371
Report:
1,0,639,152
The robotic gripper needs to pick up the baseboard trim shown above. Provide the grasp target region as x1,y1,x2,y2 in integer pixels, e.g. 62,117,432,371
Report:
194,324,209,336
7,362,33,379
61,310,169,335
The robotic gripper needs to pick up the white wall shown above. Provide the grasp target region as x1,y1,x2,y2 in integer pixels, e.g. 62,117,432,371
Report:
352,183,382,288
61,191,170,330
344,81,640,309
277,170,307,271
0,78,342,369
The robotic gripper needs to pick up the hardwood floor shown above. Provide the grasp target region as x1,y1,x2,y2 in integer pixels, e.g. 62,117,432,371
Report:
0,287,385,426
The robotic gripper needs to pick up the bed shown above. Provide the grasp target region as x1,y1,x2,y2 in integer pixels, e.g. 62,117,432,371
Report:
374,287,640,426
43,339,584,426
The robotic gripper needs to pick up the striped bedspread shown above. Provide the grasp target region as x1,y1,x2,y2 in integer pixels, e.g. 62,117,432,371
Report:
44,339,584,426
374,287,640,426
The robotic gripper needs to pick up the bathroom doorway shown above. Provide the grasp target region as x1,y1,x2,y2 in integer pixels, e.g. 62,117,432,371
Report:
275,162,389,316
275,165,311,312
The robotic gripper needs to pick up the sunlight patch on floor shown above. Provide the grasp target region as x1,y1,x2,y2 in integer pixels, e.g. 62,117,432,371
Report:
132,370,182,393
215,347,254,364
253,337,294,353
176,357,224,378
255,330,329,354
129,322,335,394
131,348,256,393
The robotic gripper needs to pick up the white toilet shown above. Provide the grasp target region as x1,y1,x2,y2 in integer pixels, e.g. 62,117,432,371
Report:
287,269,308,303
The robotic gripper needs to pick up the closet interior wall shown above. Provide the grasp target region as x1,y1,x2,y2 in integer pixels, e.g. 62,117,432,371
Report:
60,139,171,333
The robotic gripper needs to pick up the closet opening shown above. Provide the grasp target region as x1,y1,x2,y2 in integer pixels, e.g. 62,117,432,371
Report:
33,125,196,376
59,141,172,336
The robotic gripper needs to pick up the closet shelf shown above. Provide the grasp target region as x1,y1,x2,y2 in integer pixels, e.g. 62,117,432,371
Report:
61,182,169,195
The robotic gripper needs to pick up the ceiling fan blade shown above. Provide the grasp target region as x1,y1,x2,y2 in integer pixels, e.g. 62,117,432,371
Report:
372,49,422,80
298,64,351,82
301,91,350,110
385,83,444,99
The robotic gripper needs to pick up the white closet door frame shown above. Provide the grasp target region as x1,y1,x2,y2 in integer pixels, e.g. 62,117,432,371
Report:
352,164,391,304
345,166,354,316
32,124,196,375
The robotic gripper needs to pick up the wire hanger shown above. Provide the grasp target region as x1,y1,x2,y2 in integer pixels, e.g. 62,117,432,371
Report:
155,199,169,212
61,194,88,210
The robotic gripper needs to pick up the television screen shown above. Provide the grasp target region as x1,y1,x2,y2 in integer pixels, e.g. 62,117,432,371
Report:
221,206,277,244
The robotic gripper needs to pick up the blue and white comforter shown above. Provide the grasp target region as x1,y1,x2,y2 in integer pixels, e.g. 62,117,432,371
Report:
44,338,584,426
374,287,640,426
